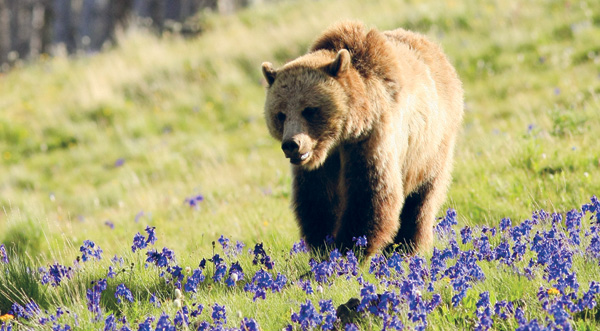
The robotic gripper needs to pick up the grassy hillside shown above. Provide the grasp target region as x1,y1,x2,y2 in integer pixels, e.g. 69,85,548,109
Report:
1,0,599,329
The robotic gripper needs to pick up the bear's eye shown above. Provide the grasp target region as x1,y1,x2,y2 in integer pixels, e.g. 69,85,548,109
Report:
302,107,319,120
276,112,286,122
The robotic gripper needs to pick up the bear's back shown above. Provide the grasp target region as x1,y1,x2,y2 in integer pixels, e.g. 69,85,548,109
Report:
383,28,464,122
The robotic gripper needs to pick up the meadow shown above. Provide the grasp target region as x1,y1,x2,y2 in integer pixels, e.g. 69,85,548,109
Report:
1,0,600,329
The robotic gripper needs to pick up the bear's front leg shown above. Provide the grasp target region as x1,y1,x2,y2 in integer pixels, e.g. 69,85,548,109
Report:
335,142,403,257
292,150,341,254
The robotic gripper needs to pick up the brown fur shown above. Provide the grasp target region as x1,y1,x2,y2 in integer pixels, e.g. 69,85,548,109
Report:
261,21,464,256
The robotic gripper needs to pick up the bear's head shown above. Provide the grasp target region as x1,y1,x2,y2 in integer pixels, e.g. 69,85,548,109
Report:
262,49,354,170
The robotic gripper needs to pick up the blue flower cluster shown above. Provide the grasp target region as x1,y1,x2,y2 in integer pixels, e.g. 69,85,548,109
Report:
309,248,359,285
87,279,108,320
2,195,600,330
131,226,157,252
80,240,103,262
250,243,274,269
39,263,74,287
184,194,204,208
115,283,134,303
0,244,8,264
286,195,600,330
218,235,245,257
243,269,287,301
290,238,309,255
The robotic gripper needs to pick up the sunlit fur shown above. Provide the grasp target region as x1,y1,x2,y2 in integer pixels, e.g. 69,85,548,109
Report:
262,21,464,257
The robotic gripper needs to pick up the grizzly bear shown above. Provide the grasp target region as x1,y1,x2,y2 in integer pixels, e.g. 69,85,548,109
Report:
261,21,463,257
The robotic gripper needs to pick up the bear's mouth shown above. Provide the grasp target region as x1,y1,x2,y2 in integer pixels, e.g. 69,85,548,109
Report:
289,151,312,165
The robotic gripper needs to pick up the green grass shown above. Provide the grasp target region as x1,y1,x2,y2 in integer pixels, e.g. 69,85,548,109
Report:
1,0,600,329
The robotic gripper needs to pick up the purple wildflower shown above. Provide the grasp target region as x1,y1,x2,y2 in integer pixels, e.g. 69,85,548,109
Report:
251,243,274,269
290,239,309,255
131,233,147,252
191,303,204,317
145,226,157,245
499,218,511,232
587,232,600,260
271,273,287,292
0,244,8,264
218,235,230,251
352,236,368,248
577,281,600,310
146,247,175,268
107,266,116,279
482,225,497,237
444,250,485,306
86,279,107,320
9,300,40,320
319,300,338,331
407,255,428,288
184,194,204,208
494,300,514,320
357,281,378,313
240,317,260,331
211,254,228,282
460,226,473,244
549,302,572,330
565,209,582,245
474,292,493,331
40,263,73,287
335,250,359,279
494,241,511,264
590,196,600,222
474,234,494,261
211,303,227,325
115,283,134,303
387,251,404,274
244,269,273,301
291,299,322,331
435,208,458,236
111,255,124,266
79,240,103,262
174,306,189,327
134,210,145,223
369,254,391,279
137,317,154,331
430,246,453,282
225,262,244,287
149,293,161,308
155,312,175,331
310,258,335,283
114,158,125,167
233,241,245,256
104,315,117,331
298,279,314,295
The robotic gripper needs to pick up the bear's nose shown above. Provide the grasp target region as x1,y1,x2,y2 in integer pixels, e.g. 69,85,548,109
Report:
281,140,299,157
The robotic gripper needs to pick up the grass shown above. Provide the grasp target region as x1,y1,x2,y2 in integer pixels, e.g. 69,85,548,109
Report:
0,0,599,329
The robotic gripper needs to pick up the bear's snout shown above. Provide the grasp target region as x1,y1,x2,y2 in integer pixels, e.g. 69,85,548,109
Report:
281,137,312,165
281,139,300,157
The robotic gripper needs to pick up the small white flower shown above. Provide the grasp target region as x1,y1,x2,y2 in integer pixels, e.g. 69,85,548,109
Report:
175,288,183,300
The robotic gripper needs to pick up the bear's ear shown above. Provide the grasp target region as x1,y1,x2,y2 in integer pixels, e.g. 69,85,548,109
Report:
261,62,277,86
325,49,351,77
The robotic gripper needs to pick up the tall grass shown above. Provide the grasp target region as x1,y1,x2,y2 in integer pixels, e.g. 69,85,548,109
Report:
0,0,599,329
